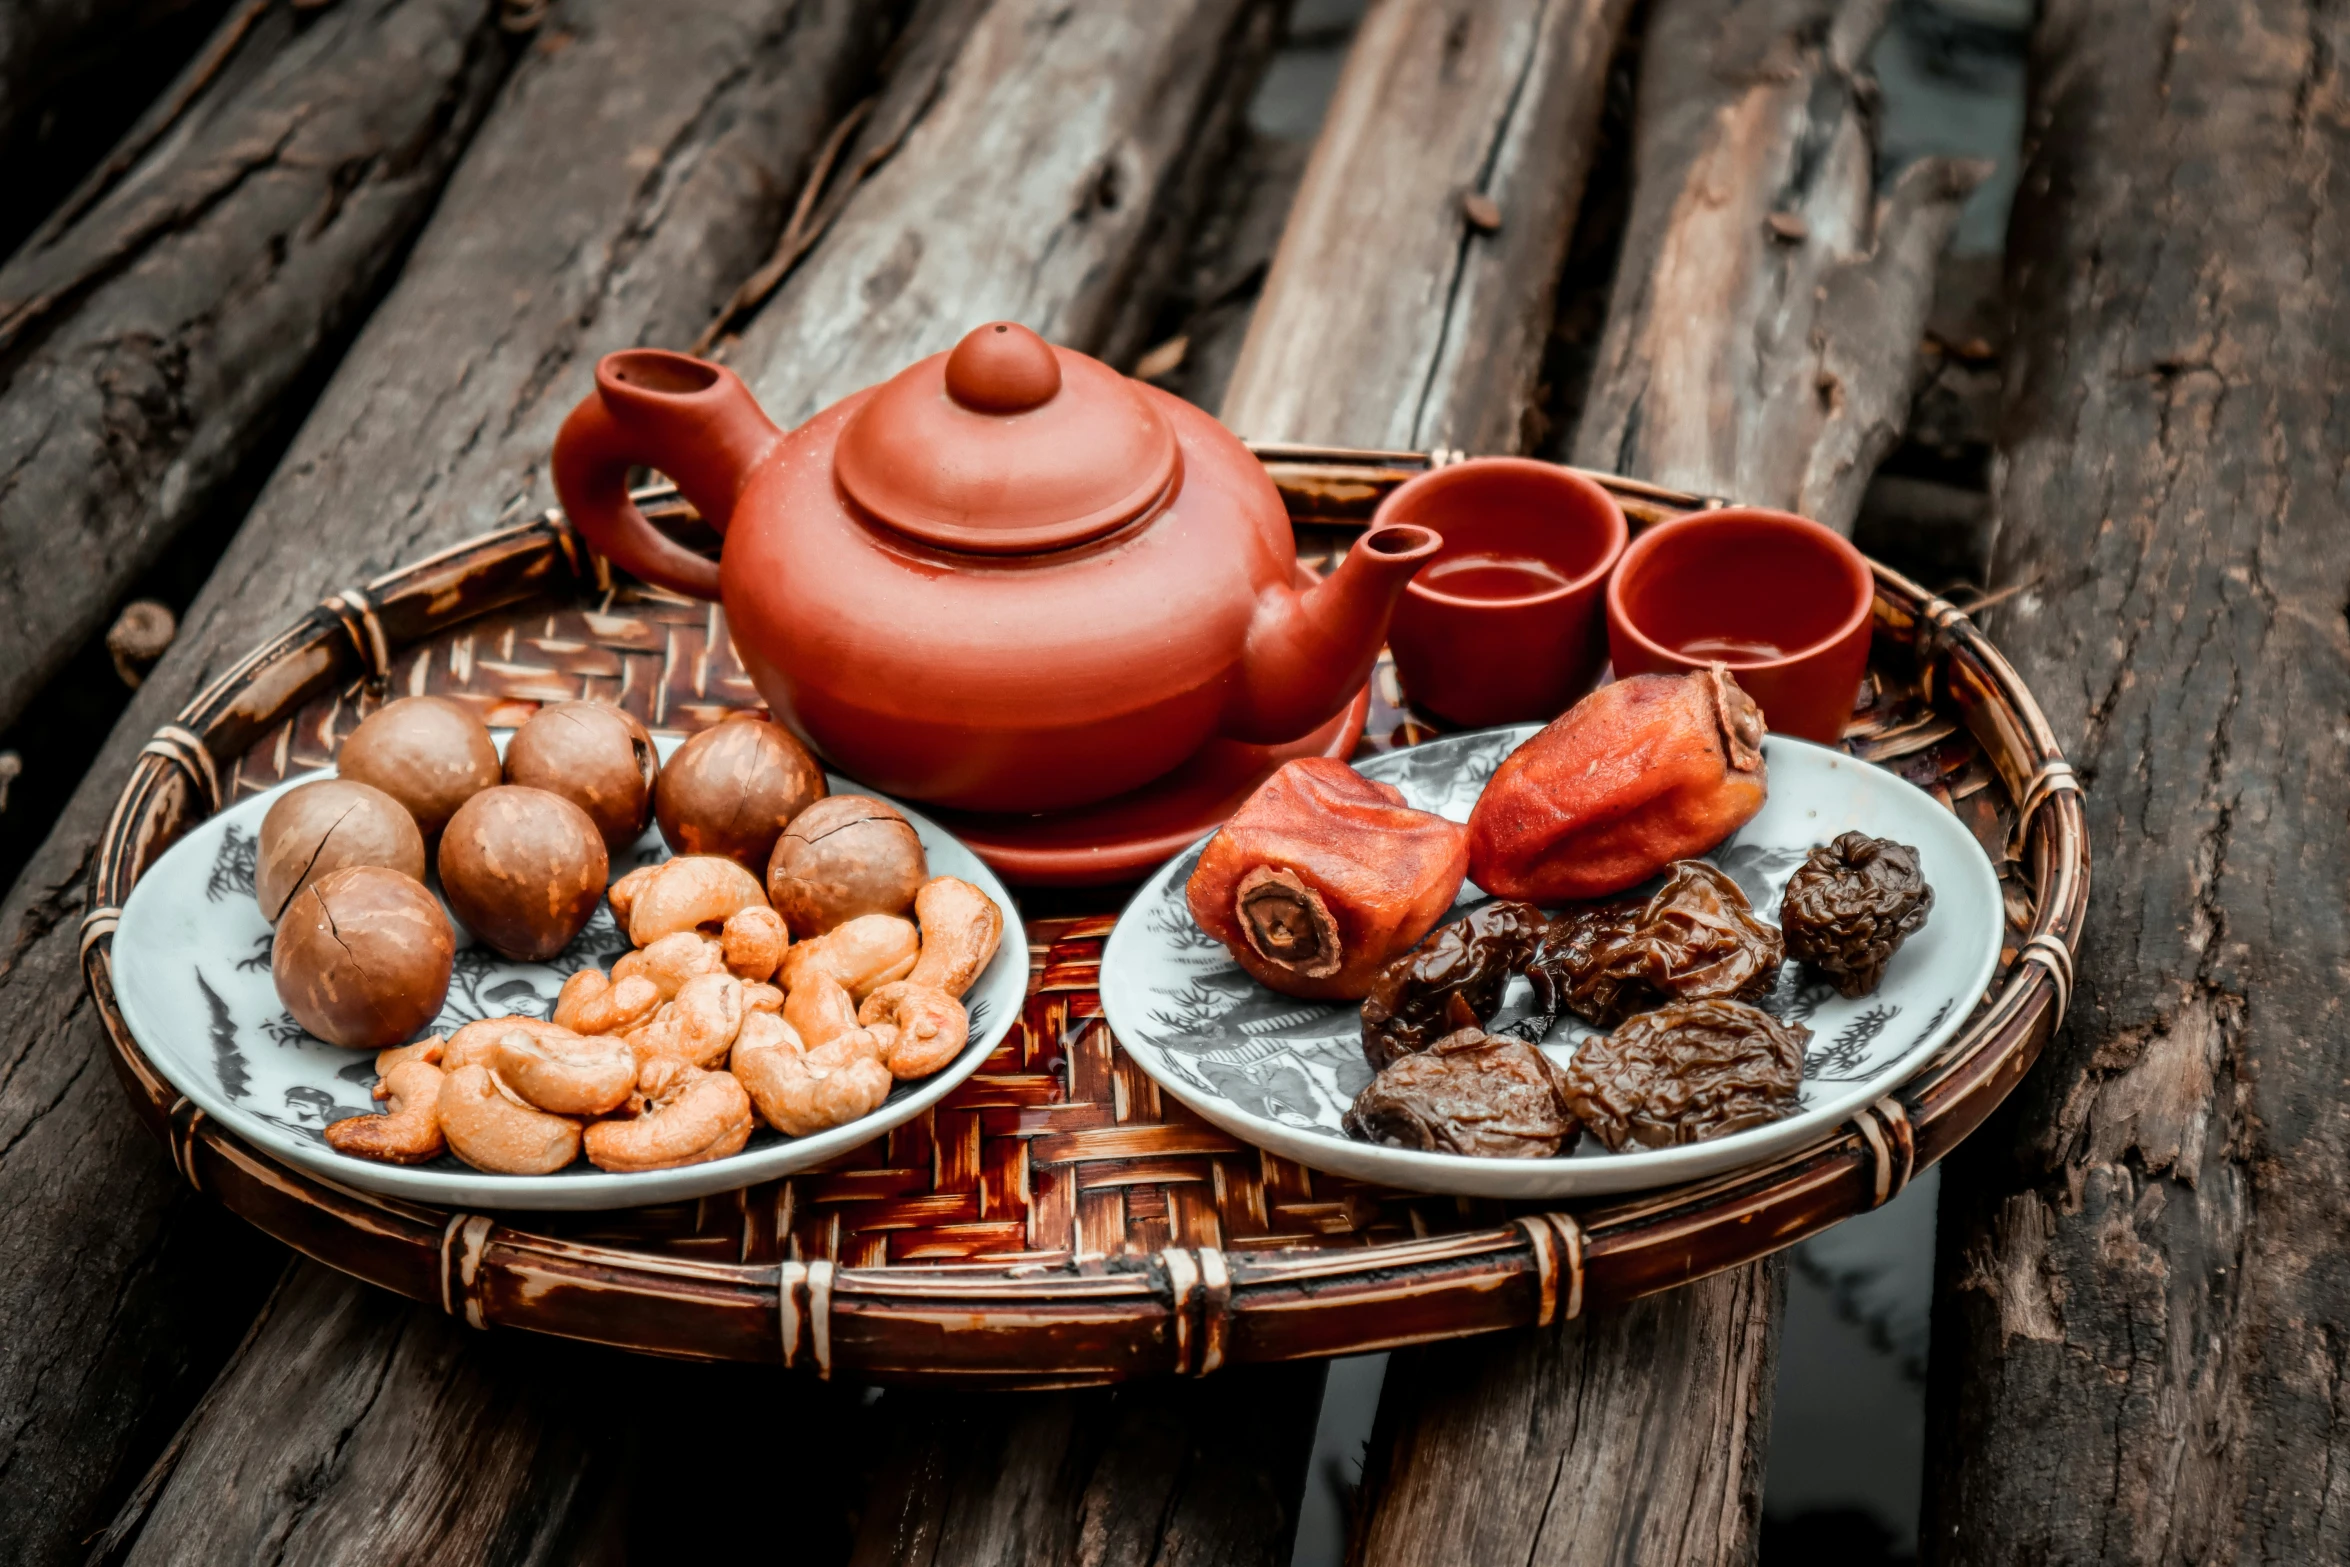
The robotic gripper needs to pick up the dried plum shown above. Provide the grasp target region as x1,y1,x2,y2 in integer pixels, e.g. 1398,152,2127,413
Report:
1779,832,1933,997
1531,860,1784,1027
1359,900,1546,1069
1342,1026,1580,1157
1560,999,1808,1151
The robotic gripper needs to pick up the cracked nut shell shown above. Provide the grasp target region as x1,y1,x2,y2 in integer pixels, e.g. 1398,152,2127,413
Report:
504,701,659,851
256,778,426,924
437,785,609,960
335,695,501,837
272,865,455,1049
655,716,828,873
766,794,927,936
1779,831,1933,996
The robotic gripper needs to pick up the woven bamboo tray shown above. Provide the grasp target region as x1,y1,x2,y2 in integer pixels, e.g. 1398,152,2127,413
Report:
79,444,2086,1386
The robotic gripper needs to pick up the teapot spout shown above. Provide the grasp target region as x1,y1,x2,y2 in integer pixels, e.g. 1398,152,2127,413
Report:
552,349,782,600
1223,524,1441,744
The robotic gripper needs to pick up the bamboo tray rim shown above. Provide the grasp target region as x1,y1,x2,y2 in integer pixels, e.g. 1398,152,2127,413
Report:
77,444,2089,1383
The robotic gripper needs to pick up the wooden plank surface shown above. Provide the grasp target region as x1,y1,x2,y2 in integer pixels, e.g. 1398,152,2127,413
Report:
0,0,515,736
1569,0,1985,532
0,2,883,1562
1220,0,1634,455
1343,0,1978,1557
1923,0,2350,1555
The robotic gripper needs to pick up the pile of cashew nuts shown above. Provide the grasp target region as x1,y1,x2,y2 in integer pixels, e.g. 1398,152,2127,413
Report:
322,854,1004,1174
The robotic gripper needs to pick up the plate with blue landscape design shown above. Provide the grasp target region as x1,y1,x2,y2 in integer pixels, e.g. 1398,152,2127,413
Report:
1100,728,2003,1199
110,736,1027,1211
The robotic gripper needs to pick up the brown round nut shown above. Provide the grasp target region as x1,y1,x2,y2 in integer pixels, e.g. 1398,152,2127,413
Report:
256,778,427,923
767,794,927,936
655,716,827,873
503,700,659,851
336,695,501,836
272,866,455,1050
437,786,610,961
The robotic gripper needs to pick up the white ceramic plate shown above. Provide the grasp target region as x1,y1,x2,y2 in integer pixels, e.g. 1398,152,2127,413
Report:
1100,730,2002,1198
111,735,1028,1211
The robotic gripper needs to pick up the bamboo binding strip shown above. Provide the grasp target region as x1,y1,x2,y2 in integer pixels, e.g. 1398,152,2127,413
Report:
78,446,2089,1385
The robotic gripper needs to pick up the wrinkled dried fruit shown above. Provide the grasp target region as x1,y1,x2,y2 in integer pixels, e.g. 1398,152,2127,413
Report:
1467,667,1768,902
1780,832,1933,997
1561,998,1808,1151
1359,900,1546,1069
1186,757,1469,1001
1343,1026,1579,1158
1533,861,1784,1027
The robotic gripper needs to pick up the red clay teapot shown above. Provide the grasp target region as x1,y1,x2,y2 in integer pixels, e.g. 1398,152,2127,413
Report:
552,323,1439,812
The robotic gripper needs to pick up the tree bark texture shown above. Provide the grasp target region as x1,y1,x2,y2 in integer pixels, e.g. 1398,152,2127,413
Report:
727,0,1280,428
1349,1266,1783,1566
1924,0,2350,1557
1569,0,1985,531
0,3,882,1563
0,0,515,738
847,1367,1326,1567
92,1261,870,1566
1219,0,1634,454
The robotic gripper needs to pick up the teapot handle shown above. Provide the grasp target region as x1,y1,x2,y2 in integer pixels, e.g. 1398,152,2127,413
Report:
551,350,782,601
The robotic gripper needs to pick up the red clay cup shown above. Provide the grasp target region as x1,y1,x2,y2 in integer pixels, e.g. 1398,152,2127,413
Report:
1377,458,1629,728
1606,507,1875,743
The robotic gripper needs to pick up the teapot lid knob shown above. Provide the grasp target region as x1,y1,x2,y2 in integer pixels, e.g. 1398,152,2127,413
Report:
944,322,1062,413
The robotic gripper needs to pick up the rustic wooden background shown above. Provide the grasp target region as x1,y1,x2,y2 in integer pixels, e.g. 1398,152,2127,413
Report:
0,0,2330,1562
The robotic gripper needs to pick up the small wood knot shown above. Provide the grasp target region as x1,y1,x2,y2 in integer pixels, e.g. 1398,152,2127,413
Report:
1461,191,1503,233
0,750,18,813
107,601,176,688
1766,210,1809,243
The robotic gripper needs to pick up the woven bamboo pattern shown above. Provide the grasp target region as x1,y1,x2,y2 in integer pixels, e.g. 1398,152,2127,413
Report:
79,446,2089,1381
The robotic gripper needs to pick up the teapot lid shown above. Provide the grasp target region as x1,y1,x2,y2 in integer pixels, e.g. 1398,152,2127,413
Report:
834,322,1181,554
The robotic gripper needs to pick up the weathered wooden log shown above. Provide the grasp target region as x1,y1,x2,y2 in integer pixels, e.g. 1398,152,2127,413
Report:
1349,1267,1783,1565
1219,0,1635,454
847,1367,1326,1567
1924,0,2350,1556
1345,1,1979,1558
0,0,516,740
1570,0,1987,532
0,4,883,1562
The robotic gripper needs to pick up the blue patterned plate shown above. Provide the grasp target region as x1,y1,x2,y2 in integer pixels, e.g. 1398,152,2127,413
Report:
111,736,1028,1211
1099,730,2002,1198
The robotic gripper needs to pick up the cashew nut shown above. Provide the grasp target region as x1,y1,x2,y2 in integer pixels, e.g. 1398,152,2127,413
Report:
583,1058,754,1172
437,1063,582,1174
494,1027,637,1116
858,982,971,1079
782,969,860,1051
742,981,784,1013
374,1035,445,1074
607,863,660,927
444,1014,577,1070
779,913,919,1002
554,967,661,1035
719,904,788,982
625,971,745,1069
324,1058,447,1164
612,930,725,999
907,877,1004,999
627,855,769,946
733,1011,893,1137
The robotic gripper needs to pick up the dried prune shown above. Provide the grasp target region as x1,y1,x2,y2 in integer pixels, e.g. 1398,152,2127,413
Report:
1532,861,1784,1027
1188,758,1469,1000
1360,900,1547,1069
1560,999,1808,1151
1779,832,1933,997
1343,1026,1580,1158
1468,667,1768,902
